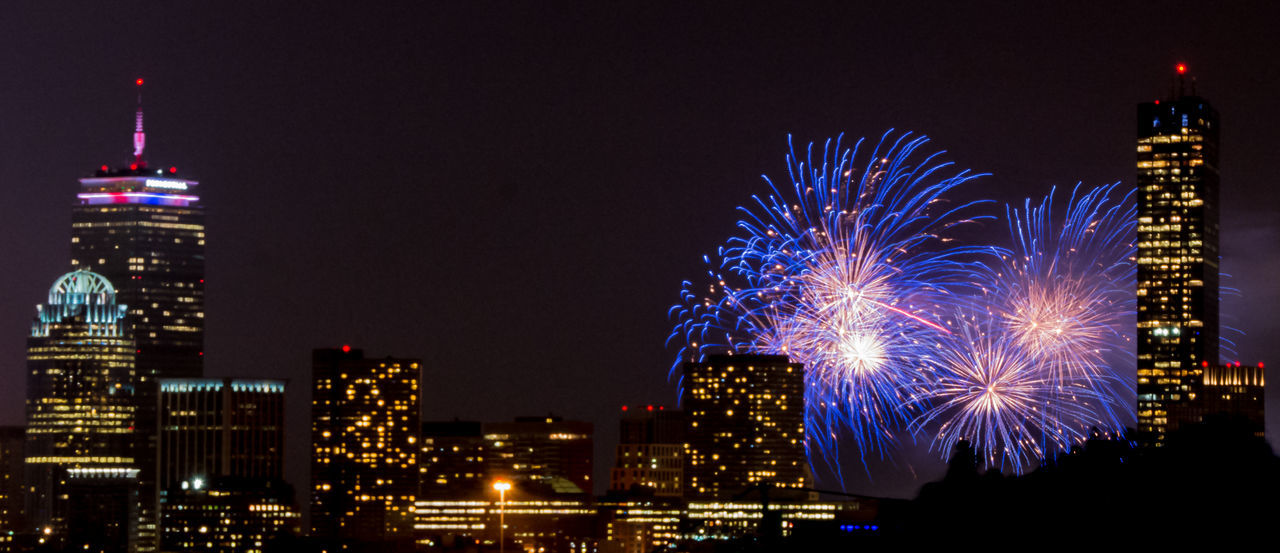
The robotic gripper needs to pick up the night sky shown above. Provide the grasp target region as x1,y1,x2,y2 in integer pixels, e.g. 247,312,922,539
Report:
3,2,1279,500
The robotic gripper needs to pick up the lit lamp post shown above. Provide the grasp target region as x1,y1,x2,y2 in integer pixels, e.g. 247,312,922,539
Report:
493,480,512,553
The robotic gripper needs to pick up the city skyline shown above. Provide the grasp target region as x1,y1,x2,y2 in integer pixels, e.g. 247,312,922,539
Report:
2,3,1279,501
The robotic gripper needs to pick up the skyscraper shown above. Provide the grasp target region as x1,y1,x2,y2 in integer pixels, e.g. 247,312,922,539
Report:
310,347,421,543
1136,64,1221,445
157,378,286,491
156,377,293,553
70,80,205,545
681,354,810,500
23,270,136,545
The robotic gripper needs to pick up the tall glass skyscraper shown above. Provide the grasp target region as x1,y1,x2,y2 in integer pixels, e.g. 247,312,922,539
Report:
1135,65,1220,445
68,81,205,548
24,270,136,545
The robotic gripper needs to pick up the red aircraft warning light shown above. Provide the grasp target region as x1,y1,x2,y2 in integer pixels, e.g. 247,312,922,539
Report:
136,78,144,86
1176,63,1187,75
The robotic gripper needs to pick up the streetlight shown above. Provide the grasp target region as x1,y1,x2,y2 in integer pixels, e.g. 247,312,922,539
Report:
492,480,512,553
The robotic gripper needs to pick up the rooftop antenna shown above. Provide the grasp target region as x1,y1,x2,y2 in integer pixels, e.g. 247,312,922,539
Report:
133,78,146,166
1175,63,1187,98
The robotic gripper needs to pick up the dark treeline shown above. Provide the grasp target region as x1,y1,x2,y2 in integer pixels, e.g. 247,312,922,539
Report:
901,414,1277,540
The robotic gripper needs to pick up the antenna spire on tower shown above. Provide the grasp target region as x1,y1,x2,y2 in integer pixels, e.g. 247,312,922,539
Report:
133,78,146,166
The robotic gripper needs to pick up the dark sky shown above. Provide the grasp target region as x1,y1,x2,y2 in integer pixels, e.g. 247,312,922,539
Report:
3,2,1279,499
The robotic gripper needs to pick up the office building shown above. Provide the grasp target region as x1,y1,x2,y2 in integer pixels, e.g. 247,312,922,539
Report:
64,467,140,553
1167,362,1266,437
681,354,810,500
159,476,300,552
683,500,871,542
485,416,593,493
310,347,421,542
609,407,684,498
414,477,596,553
1135,65,1221,445
157,378,285,490
70,81,205,546
24,270,136,545
1201,362,1265,432
157,377,285,546
0,426,24,547
419,420,488,499
598,499,682,553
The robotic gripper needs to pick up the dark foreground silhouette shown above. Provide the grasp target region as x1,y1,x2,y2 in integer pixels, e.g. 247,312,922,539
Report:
674,414,1277,551
903,414,1277,540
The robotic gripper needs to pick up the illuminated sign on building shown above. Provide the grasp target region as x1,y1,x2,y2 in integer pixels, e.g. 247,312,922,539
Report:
144,179,189,190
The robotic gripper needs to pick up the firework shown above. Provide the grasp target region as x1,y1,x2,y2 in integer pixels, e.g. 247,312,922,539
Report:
909,184,1136,472
986,184,1136,422
910,313,1112,471
668,132,993,462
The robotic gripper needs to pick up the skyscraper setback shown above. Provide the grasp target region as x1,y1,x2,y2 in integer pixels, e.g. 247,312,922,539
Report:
68,80,205,548
1135,65,1221,445
71,81,205,381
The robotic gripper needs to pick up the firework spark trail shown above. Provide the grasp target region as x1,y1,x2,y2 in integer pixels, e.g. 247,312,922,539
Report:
982,183,1136,429
907,184,1136,473
670,135,1141,476
668,131,995,465
909,313,1111,472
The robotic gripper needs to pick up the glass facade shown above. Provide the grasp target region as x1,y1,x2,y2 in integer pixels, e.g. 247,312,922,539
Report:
70,167,205,547
157,378,286,491
23,270,137,545
1135,75,1220,445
